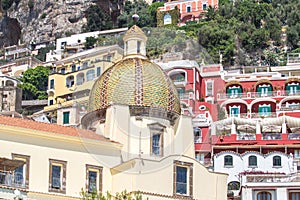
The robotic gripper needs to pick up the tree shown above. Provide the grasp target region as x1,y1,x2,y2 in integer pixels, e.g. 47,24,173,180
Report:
18,66,50,100
2,0,13,10
117,0,151,28
83,5,113,32
84,36,98,49
80,189,142,200
147,2,164,27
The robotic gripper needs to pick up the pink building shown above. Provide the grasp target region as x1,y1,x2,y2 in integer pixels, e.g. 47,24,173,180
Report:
158,0,218,24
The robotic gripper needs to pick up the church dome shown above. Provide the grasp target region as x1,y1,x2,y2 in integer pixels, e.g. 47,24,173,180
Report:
88,56,181,115
81,25,181,128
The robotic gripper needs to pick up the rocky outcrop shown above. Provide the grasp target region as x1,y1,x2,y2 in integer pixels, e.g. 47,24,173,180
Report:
0,15,21,47
3,0,96,45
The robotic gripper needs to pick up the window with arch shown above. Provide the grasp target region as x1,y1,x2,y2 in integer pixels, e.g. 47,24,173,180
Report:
227,181,240,191
273,156,281,167
86,69,95,81
248,155,257,167
76,73,85,85
148,123,165,156
257,191,272,200
224,155,233,167
194,128,202,143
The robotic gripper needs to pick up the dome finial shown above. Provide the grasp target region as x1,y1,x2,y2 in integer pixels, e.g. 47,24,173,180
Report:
132,13,139,24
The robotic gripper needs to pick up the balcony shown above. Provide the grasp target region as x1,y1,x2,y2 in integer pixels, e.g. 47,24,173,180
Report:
251,112,277,119
194,136,202,143
0,158,26,189
179,92,193,100
172,77,186,87
244,173,297,183
217,90,297,101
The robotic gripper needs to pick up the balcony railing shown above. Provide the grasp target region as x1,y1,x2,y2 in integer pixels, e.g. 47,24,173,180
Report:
0,171,25,188
245,174,296,183
179,93,191,100
217,90,300,100
194,136,202,143
251,112,277,119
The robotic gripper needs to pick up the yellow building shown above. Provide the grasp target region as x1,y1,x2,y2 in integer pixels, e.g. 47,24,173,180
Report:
44,45,123,126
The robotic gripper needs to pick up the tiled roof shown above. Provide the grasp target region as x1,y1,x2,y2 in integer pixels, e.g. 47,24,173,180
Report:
0,115,118,144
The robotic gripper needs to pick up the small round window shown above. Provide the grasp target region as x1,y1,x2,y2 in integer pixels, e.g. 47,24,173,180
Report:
199,105,206,110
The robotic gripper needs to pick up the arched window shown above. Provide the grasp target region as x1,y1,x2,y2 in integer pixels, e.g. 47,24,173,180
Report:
273,156,281,167
66,75,74,88
76,73,85,85
248,155,257,167
224,155,233,167
257,191,272,200
86,69,95,81
228,181,240,191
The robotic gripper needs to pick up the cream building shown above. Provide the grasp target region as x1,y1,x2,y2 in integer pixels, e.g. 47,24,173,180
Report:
0,25,228,200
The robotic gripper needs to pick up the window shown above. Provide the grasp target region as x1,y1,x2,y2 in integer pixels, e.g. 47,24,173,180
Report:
258,104,271,117
273,156,281,167
137,41,141,54
186,5,191,12
194,128,202,143
82,61,88,69
96,67,101,77
195,152,204,163
71,64,76,72
63,111,70,124
257,191,272,200
49,100,53,105
229,106,240,118
224,155,233,167
294,150,300,158
202,3,207,10
50,79,54,89
12,154,30,188
206,80,214,96
86,69,95,81
66,75,74,88
76,73,85,85
289,192,300,200
60,68,66,74
228,181,240,191
174,161,193,197
49,159,66,193
149,123,164,156
248,155,257,167
86,165,103,193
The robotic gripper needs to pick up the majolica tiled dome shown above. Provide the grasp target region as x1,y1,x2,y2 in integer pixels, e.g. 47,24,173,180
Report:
88,57,181,115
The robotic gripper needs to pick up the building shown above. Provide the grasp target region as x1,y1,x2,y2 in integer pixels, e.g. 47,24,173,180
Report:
44,45,123,126
0,24,228,200
158,0,218,25
155,52,300,199
190,54,300,199
0,75,22,112
46,28,128,62
0,44,42,77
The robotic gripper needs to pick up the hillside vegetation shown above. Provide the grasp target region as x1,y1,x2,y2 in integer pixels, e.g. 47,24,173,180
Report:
113,0,300,67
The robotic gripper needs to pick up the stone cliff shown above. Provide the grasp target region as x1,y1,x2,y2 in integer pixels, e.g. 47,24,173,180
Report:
0,0,123,47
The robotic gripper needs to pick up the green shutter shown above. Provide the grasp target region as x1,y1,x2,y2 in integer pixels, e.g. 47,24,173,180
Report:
63,112,70,124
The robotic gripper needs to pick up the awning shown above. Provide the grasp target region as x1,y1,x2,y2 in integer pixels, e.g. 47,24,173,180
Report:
262,125,282,133
291,127,300,134
0,157,25,171
237,124,256,132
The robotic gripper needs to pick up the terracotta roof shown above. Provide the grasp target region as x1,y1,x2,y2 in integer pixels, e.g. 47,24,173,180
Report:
0,115,118,144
